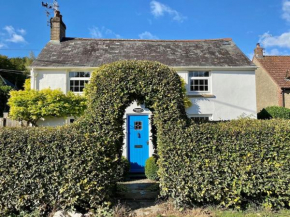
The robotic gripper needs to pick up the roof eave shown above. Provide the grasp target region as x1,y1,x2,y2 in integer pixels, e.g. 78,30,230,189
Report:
29,65,257,71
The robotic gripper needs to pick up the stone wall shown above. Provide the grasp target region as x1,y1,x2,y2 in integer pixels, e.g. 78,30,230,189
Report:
253,58,279,112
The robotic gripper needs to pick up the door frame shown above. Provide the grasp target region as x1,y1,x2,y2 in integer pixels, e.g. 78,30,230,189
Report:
124,113,153,161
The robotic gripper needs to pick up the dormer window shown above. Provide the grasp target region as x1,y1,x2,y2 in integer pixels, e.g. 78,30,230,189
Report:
189,71,210,93
69,72,90,93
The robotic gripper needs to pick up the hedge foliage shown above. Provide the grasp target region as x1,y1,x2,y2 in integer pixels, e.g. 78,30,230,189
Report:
1,60,290,214
258,106,290,119
8,79,87,126
0,60,186,215
158,119,290,209
145,157,159,181
0,125,119,216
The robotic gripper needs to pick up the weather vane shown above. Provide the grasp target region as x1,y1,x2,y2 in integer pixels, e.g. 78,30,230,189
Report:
42,0,60,26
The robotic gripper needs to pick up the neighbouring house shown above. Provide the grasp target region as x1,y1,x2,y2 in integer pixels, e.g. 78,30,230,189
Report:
253,43,290,112
30,10,257,172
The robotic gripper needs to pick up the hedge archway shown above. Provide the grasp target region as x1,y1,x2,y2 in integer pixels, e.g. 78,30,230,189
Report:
79,60,189,153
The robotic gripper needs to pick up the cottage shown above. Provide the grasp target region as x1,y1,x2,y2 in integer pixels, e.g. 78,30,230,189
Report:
253,43,290,112
30,11,257,171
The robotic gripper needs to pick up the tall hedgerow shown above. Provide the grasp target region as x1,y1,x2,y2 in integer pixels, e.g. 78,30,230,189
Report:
1,60,290,215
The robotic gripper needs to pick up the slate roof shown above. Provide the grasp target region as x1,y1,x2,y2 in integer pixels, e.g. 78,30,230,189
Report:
31,37,254,68
255,56,290,88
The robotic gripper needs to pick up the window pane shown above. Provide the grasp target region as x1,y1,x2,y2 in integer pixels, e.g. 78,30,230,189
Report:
194,86,199,91
205,80,208,85
79,72,85,77
85,72,90,77
80,87,84,92
200,86,204,91
69,72,75,77
205,86,208,91
74,86,80,92
204,72,209,77
200,80,204,85
194,80,198,85
80,80,85,86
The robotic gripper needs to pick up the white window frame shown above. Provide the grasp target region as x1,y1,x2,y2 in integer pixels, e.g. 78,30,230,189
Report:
188,71,211,94
189,114,212,122
69,71,91,94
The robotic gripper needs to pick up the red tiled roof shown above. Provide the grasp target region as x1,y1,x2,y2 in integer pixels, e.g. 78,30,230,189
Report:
256,56,290,88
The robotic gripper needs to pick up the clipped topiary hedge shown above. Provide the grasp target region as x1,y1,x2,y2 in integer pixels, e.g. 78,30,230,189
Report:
158,119,290,209
1,60,290,214
258,106,290,119
145,156,159,181
0,60,187,215
0,126,119,216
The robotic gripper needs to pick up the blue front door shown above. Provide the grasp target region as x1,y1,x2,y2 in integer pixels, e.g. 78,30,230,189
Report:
128,115,149,173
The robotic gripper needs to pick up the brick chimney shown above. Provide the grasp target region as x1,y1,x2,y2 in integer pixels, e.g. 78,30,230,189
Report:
254,43,264,59
50,10,66,41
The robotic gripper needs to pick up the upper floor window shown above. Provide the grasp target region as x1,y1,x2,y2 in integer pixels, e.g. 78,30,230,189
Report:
189,71,210,93
69,72,90,93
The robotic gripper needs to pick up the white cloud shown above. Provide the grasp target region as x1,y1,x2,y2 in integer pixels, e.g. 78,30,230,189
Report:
89,27,102,38
282,0,290,22
17,29,26,35
89,26,121,39
150,1,186,22
264,48,283,55
3,25,26,43
139,31,159,40
6,34,26,43
4,26,15,35
0,42,6,49
259,31,290,48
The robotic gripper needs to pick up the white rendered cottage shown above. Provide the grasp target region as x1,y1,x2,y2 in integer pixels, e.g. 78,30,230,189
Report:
30,11,257,171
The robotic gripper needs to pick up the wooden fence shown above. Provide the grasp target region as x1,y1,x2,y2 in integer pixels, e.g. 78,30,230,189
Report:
0,113,28,127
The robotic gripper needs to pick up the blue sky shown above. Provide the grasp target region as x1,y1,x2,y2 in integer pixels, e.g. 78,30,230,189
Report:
1,0,290,59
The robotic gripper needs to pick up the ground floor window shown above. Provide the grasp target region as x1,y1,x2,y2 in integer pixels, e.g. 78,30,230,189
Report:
189,115,212,123
69,72,90,93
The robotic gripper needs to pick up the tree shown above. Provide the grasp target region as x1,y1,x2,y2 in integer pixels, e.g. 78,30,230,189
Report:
0,52,35,89
8,79,87,126
0,85,12,117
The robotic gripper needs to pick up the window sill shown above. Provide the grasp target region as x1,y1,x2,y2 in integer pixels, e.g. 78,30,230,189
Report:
187,94,215,98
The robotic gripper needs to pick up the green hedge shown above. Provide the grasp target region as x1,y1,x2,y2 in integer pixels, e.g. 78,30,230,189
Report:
158,119,290,209
0,126,119,216
1,60,290,214
0,60,185,215
145,157,159,181
258,106,290,119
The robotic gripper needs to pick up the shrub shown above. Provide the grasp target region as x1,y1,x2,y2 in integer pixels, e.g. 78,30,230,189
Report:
158,119,290,209
117,157,130,181
145,157,159,181
258,106,290,119
2,60,290,214
0,126,119,216
0,60,184,215
8,84,87,126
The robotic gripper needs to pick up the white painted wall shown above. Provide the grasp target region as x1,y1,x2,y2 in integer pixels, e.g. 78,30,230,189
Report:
180,70,257,120
31,68,257,125
36,117,67,127
32,70,68,92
